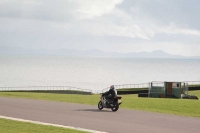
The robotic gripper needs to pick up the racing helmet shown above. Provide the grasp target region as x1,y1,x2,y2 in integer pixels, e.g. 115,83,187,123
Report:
110,85,114,89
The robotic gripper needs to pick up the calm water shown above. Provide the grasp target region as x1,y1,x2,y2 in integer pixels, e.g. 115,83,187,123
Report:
0,55,200,90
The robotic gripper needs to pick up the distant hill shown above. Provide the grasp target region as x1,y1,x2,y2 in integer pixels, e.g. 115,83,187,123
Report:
130,50,183,58
0,45,199,59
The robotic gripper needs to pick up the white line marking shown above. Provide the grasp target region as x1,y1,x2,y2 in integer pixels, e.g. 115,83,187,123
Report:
0,115,108,133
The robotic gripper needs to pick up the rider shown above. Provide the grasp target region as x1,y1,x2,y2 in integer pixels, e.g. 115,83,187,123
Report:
104,85,117,103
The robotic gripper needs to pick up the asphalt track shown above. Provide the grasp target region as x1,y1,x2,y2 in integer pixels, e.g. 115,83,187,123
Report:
0,97,200,133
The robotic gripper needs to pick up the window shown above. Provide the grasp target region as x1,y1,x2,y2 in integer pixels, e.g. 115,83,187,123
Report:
172,83,180,88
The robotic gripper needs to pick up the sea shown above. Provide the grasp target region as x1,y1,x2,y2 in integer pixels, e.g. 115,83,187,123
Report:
0,55,200,91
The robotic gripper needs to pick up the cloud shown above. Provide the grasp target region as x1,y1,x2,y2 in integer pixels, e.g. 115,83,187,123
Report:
0,0,200,56
0,0,154,40
1,0,199,39
0,0,123,21
75,8,155,39
70,0,123,19
117,0,200,37
158,22,200,36
85,22,155,39
0,0,73,21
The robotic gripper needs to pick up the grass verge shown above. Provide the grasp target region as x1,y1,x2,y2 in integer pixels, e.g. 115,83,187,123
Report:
0,91,200,117
0,118,88,133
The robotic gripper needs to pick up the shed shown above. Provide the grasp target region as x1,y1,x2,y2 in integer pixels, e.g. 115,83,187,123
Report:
149,81,188,98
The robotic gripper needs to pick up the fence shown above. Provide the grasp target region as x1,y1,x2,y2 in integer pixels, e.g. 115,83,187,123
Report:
102,83,150,93
0,81,199,94
0,86,92,93
102,81,200,93
184,81,200,86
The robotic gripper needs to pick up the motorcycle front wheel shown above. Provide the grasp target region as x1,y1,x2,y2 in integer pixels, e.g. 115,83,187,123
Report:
111,103,119,112
98,101,103,110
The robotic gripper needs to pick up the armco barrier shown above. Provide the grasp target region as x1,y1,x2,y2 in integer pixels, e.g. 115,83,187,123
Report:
117,90,148,95
189,86,200,91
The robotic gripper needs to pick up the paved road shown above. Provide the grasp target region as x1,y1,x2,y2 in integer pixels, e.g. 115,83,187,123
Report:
0,97,200,133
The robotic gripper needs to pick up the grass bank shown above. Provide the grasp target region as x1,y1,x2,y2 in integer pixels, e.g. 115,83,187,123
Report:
0,92,99,105
0,118,88,133
0,91,200,117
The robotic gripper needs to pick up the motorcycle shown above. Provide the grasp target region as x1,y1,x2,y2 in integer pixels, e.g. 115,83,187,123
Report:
98,94,122,112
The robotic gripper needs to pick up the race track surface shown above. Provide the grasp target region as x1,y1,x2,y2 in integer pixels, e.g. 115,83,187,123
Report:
0,97,199,133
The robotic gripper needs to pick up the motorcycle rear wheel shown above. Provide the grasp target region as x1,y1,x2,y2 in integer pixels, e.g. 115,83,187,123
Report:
98,101,103,110
111,103,119,112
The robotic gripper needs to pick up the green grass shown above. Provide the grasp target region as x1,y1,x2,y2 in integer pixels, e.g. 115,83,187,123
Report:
0,118,88,133
121,96,200,117
0,92,99,105
0,91,200,117
189,90,200,97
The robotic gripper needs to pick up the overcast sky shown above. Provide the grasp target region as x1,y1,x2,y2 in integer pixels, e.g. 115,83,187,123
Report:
0,0,200,56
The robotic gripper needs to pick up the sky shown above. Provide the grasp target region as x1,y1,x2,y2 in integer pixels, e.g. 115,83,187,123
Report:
0,0,200,56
